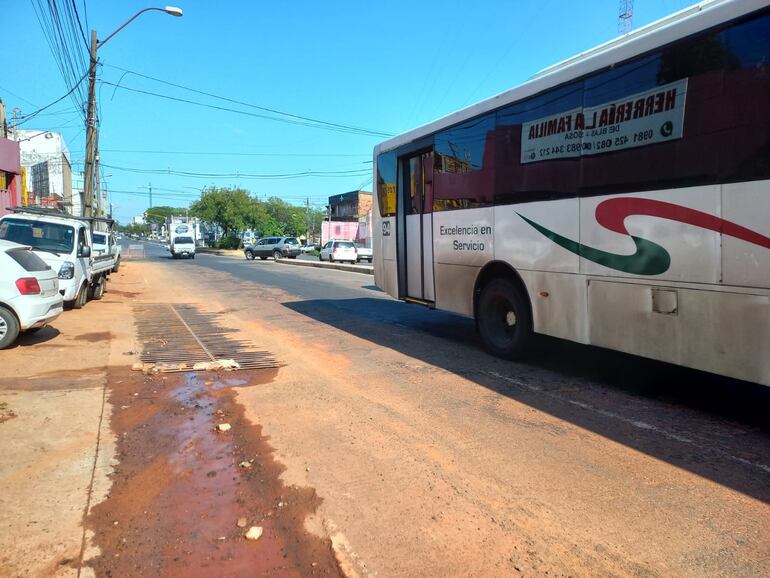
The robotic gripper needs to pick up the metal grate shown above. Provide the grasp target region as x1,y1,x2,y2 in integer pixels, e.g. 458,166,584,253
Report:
133,303,279,372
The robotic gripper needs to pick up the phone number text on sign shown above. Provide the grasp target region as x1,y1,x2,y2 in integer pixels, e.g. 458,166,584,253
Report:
520,79,687,164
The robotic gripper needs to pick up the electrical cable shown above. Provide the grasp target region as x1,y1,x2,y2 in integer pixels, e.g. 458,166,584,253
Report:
100,80,390,138
103,63,393,138
15,69,88,126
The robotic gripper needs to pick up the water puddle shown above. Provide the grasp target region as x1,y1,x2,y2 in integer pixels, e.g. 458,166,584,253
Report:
85,366,343,577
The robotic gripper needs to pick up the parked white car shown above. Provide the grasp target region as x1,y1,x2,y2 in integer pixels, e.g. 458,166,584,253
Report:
92,231,122,272
0,240,64,349
319,240,357,264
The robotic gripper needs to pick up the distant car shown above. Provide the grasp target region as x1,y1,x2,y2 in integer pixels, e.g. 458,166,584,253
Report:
319,240,357,264
170,235,196,259
353,243,373,263
0,240,64,349
92,231,122,272
299,243,317,254
244,236,301,261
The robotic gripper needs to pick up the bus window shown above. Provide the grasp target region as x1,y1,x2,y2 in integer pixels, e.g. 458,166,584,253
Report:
377,151,398,217
433,114,496,211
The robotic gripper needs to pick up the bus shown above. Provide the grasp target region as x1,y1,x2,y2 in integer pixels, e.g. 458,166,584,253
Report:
372,0,770,386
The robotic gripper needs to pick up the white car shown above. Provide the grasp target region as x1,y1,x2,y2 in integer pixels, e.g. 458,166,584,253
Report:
0,240,64,349
92,231,122,272
319,240,357,264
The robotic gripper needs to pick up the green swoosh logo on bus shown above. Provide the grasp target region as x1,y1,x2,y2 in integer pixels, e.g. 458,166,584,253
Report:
517,213,671,275
518,197,770,276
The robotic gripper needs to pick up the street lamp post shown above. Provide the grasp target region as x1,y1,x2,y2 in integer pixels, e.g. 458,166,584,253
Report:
83,6,183,218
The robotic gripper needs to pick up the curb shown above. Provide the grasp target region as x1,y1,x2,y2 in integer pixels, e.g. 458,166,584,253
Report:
275,258,373,275
196,248,242,256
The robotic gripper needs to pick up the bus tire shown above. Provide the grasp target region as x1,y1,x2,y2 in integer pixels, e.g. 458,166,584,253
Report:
477,278,532,359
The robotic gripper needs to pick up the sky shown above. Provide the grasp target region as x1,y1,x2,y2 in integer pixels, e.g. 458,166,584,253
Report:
2,0,695,224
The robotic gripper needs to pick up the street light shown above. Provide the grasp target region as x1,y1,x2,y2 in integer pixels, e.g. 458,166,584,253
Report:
83,6,183,218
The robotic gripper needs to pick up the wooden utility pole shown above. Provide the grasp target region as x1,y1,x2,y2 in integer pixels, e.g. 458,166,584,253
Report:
83,29,98,218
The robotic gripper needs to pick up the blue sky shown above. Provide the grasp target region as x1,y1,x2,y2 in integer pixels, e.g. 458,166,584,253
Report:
2,0,694,224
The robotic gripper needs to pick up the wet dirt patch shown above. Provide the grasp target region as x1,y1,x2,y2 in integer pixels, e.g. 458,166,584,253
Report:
75,331,114,342
0,401,17,423
87,366,343,577
0,369,106,391
106,290,140,298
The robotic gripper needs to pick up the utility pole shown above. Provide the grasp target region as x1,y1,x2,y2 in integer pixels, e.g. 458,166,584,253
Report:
305,197,310,244
79,7,183,219
83,29,98,218
148,182,153,208
95,157,101,217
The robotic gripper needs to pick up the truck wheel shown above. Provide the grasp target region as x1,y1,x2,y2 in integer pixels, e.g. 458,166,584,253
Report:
476,278,532,359
191,254,195,259
72,282,88,309
273,251,282,261
245,250,254,260
92,276,106,300
112,257,121,273
0,306,20,350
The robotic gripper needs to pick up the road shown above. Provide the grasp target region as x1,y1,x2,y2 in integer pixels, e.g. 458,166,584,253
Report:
1,240,768,577
118,240,770,576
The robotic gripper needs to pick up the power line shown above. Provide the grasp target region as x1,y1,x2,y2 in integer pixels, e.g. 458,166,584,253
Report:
100,148,370,158
100,162,371,180
103,63,393,138
15,70,88,127
101,80,390,138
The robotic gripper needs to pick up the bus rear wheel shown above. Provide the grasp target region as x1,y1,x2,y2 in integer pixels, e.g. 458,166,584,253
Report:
477,278,532,359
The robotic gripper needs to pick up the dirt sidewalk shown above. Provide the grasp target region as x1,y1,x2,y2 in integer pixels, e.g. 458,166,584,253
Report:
0,261,346,577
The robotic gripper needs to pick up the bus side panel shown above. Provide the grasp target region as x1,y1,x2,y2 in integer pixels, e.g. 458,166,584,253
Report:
432,207,494,315
722,179,770,289
587,280,770,386
579,186,722,283
374,215,398,299
495,199,580,273
518,270,590,344
433,263,476,317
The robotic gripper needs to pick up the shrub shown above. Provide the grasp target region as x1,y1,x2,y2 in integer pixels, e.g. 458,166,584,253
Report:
216,236,242,249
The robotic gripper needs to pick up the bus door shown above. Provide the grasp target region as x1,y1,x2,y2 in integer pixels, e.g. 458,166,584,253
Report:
399,151,435,303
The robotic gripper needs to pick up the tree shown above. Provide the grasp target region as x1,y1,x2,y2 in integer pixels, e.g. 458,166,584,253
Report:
190,187,254,237
264,197,309,237
246,201,282,237
144,206,189,226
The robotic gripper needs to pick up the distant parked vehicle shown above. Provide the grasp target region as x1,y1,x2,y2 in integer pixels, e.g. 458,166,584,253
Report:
319,240,357,264
92,231,122,271
353,243,373,263
0,240,64,349
244,236,300,261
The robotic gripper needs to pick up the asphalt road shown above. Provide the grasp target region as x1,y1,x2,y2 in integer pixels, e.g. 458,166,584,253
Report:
118,238,770,575
125,239,770,494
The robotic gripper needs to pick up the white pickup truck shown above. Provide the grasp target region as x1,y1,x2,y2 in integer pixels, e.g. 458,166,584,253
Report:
92,230,122,272
0,209,115,309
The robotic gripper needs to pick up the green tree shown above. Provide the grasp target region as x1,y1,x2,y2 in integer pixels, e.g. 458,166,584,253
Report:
144,206,189,226
190,187,254,237
264,197,309,236
247,202,282,237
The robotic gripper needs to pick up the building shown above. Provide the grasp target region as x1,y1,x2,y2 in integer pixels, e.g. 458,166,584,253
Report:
15,129,74,212
0,100,22,216
322,190,373,245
